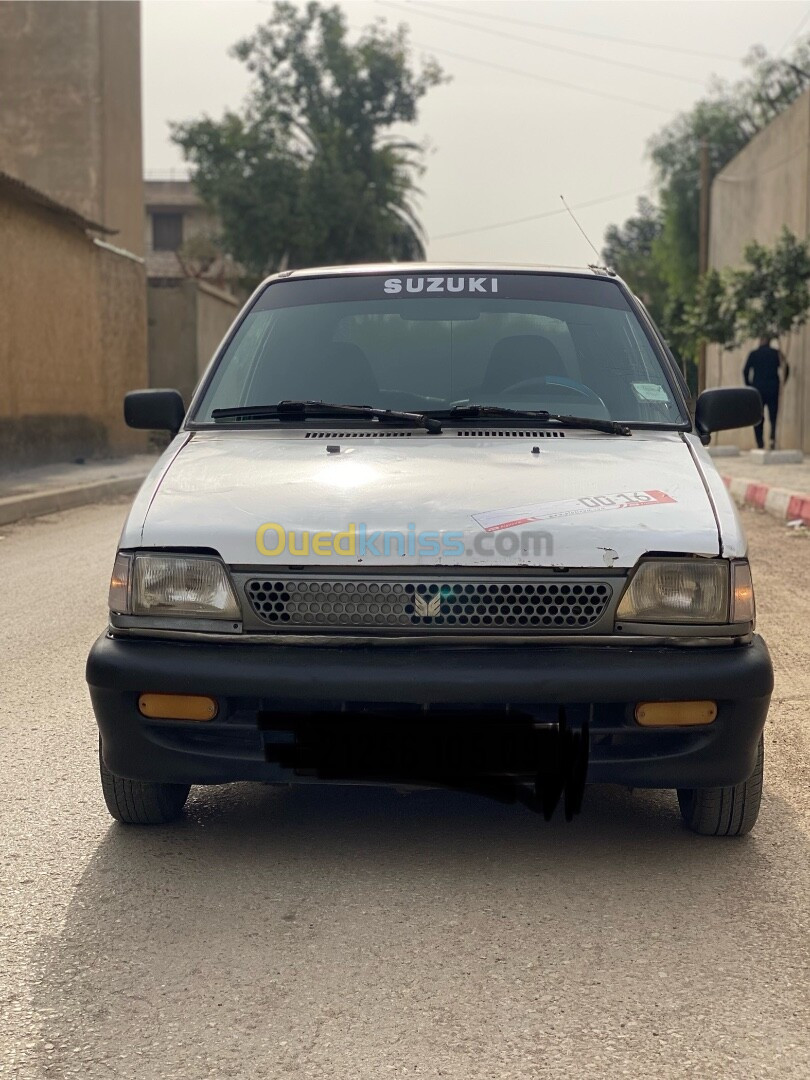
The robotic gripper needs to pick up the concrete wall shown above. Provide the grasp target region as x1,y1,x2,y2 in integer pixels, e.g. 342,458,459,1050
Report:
96,242,151,452
707,90,810,450
146,281,198,406
98,2,144,257
147,280,239,407
0,1,144,255
0,188,148,466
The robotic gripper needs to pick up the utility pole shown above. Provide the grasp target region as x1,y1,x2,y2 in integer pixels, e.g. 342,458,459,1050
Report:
698,137,711,394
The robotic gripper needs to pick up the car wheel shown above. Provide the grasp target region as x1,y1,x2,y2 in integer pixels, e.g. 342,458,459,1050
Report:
99,739,190,825
677,734,764,837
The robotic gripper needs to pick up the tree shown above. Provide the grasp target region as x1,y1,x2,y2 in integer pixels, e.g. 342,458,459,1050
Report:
602,197,666,316
603,37,810,384
172,2,446,282
683,268,737,352
732,228,810,353
602,197,694,378
648,42,810,301
685,228,810,357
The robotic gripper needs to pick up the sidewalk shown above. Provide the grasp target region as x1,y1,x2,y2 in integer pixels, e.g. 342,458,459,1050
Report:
0,454,158,526
714,451,810,527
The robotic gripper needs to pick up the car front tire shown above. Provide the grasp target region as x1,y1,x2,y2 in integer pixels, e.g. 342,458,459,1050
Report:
99,739,190,825
677,735,764,837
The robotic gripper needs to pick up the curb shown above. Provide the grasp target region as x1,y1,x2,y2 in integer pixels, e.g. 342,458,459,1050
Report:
721,475,810,527
0,475,145,527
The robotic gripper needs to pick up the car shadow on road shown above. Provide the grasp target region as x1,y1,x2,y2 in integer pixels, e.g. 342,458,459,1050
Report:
29,781,809,1078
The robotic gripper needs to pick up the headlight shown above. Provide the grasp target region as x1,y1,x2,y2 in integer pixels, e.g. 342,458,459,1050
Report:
616,559,732,624
109,552,241,619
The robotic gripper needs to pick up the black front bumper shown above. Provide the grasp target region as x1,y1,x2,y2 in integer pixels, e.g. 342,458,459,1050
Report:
87,634,773,790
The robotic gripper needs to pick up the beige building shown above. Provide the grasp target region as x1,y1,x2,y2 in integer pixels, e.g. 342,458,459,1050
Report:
144,179,241,403
707,89,810,451
0,0,149,466
0,172,148,465
0,1,144,256
145,178,240,290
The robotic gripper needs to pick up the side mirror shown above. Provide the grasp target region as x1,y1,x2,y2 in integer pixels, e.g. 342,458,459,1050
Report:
695,387,762,445
124,389,186,434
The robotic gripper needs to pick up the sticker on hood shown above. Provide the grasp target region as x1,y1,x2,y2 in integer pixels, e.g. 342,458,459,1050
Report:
473,489,677,533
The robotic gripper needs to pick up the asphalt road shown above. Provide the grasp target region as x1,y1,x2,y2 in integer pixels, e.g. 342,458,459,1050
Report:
1,501,808,1079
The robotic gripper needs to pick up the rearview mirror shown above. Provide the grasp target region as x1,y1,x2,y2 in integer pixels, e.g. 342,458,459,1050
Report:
124,389,186,434
695,387,762,445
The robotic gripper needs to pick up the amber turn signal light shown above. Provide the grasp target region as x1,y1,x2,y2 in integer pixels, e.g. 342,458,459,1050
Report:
635,701,717,727
138,693,218,721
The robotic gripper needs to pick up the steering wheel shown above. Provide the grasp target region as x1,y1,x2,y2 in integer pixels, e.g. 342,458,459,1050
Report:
498,376,607,409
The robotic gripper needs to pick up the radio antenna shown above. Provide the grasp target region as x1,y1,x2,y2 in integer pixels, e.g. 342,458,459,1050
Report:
560,194,602,261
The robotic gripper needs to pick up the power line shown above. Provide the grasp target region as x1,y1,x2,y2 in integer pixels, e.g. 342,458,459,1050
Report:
430,187,642,241
407,1,741,62
408,39,675,115
777,4,810,56
381,1,707,86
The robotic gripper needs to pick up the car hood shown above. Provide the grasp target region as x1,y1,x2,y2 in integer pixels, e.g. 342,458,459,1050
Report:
134,429,721,569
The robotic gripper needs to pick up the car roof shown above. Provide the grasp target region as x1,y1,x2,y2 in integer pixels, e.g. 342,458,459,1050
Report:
274,262,622,283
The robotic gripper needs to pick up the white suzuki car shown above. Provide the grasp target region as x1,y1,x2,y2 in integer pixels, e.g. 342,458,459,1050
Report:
87,264,772,834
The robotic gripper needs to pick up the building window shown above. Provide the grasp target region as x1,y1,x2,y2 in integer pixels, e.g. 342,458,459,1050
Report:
152,212,184,252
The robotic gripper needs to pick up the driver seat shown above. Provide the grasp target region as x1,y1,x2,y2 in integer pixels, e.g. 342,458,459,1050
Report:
480,334,564,395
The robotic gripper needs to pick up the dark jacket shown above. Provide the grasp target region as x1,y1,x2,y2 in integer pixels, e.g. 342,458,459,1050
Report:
743,345,783,390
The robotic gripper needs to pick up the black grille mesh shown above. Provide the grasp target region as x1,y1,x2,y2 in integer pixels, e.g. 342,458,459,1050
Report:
244,578,612,632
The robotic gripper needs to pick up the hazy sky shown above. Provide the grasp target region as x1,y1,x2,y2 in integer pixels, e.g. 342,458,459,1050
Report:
142,0,810,266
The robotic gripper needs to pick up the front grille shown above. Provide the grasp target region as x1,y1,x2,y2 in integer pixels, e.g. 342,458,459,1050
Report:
244,577,613,633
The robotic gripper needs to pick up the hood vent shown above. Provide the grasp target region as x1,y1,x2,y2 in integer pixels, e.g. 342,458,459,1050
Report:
456,429,565,438
305,430,414,438
303,428,566,439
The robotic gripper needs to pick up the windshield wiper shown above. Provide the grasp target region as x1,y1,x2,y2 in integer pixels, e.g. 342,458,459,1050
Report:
436,404,632,436
211,400,443,434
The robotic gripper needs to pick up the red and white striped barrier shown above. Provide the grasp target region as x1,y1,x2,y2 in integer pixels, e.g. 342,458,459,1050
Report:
722,475,810,526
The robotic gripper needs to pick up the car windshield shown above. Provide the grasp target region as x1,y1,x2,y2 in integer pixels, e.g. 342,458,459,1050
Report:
193,272,686,426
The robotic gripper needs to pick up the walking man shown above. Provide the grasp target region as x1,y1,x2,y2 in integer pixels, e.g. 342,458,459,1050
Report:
743,335,788,450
